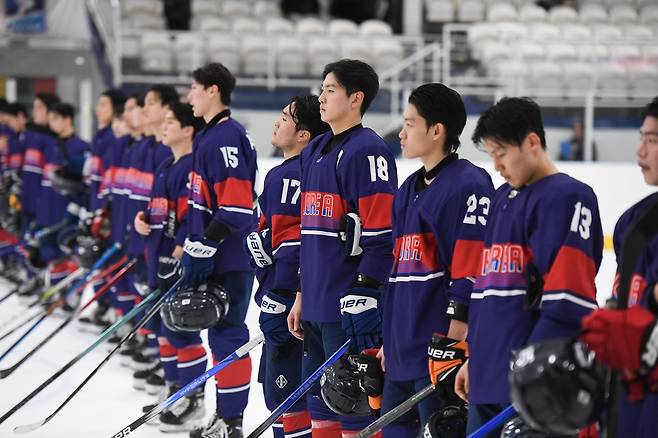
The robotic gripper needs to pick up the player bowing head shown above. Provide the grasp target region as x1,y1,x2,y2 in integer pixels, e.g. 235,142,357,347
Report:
472,97,552,189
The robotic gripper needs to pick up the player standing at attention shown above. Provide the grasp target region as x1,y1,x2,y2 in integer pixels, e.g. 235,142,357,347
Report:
246,95,329,438
184,63,258,438
455,97,604,435
379,83,493,437
287,59,397,437
581,96,658,438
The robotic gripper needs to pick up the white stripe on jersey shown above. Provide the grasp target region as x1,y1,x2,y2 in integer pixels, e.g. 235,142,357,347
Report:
219,205,254,215
272,241,300,255
300,230,339,238
389,271,445,283
177,355,208,368
470,289,527,300
216,383,250,394
188,199,213,214
362,229,392,237
23,165,43,174
541,292,598,310
128,193,151,202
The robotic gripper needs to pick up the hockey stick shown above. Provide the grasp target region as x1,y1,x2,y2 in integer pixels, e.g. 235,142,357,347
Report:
11,277,185,433
355,384,434,438
0,258,136,379
247,339,352,438
33,266,86,305
0,255,127,363
604,199,658,438
0,310,43,343
111,333,265,437
467,405,516,438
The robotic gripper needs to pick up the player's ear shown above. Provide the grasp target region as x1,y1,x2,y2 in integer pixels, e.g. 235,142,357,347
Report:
297,129,311,143
431,122,443,142
351,91,364,111
525,132,542,152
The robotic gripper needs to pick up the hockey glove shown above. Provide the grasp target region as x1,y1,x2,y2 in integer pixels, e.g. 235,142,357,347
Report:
428,333,468,400
581,306,657,373
259,290,295,347
91,208,111,240
350,349,384,416
339,213,363,257
181,236,219,286
245,228,273,268
157,256,181,292
340,285,382,352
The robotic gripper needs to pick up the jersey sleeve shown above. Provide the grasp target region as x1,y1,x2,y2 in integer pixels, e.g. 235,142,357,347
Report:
527,187,603,343
340,145,397,285
443,176,494,305
174,168,190,246
270,172,302,292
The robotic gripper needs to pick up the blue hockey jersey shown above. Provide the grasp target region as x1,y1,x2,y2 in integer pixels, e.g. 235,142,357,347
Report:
187,115,258,275
467,172,603,404
612,192,658,438
21,129,56,219
299,126,397,322
144,154,191,288
383,156,494,381
253,155,302,304
108,134,137,246
87,126,115,212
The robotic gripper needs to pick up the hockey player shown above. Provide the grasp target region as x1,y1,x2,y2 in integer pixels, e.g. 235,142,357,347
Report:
581,96,658,438
455,97,604,435
246,95,329,438
183,62,258,438
134,101,207,432
379,83,493,437
286,59,397,437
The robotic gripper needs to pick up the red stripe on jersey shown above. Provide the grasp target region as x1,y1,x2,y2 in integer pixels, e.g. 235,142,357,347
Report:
391,233,440,273
214,177,253,209
177,345,207,364
257,213,267,232
214,355,252,389
271,213,301,248
451,239,485,279
358,192,393,230
177,196,188,220
24,148,44,166
543,246,596,300
282,410,311,433
0,229,18,245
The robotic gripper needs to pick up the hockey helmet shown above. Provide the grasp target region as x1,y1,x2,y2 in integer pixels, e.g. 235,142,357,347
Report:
320,354,371,417
500,416,551,438
509,339,605,436
51,167,86,197
161,281,230,332
57,224,84,255
73,235,106,269
422,403,467,438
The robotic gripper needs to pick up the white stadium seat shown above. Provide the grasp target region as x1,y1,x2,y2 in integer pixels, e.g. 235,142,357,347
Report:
530,23,560,41
372,38,405,72
128,13,165,30
207,35,240,74
276,37,306,76
264,17,294,35
548,6,578,24
241,36,270,76
578,44,609,61
643,45,658,61
596,63,628,95
493,61,526,80
546,43,578,62
191,0,220,17
592,24,623,41
628,63,658,97
527,61,563,92
173,33,204,73
609,44,642,61
296,17,327,35
561,23,592,42
196,16,230,32
340,38,372,63
486,2,517,22
640,5,658,25
307,38,340,76
327,19,359,36
579,4,608,24
497,22,528,41
124,0,162,16
609,5,639,25
140,32,172,72
457,0,485,22
425,0,455,23
468,22,500,57
518,3,547,23
624,25,653,40
519,42,546,62
232,17,261,34
253,1,281,18
563,61,595,94
360,20,393,36
222,0,251,18
481,41,512,70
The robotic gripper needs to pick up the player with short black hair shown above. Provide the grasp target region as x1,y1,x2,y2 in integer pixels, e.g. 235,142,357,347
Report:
378,83,494,436
287,59,397,436
581,96,658,437
184,62,258,438
456,97,604,435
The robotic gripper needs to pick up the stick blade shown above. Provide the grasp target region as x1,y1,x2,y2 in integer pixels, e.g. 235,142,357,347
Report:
14,420,46,434
0,368,14,379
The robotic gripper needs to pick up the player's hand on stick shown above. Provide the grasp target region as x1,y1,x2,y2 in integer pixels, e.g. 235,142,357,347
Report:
287,291,304,340
134,211,151,236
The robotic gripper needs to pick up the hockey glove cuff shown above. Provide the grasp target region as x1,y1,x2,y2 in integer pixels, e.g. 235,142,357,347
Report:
340,286,382,352
350,348,384,416
339,213,363,257
259,290,295,347
245,228,273,268
428,333,468,391
157,256,181,292
181,236,219,286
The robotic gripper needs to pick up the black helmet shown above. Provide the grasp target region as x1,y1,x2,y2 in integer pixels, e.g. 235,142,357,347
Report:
161,281,230,332
320,354,370,417
73,235,106,269
500,416,552,438
509,339,605,436
50,167,85,197
422,403,467,438
57,225,83,255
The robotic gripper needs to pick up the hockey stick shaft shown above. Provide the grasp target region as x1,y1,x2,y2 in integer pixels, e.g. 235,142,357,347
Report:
12,277,185,433
247,339,352,438
111,333,265,437
0,283,20,305
0,310,43,343
467,405,516,438
0,258,136,378
355,384,435,438
0,256,128,363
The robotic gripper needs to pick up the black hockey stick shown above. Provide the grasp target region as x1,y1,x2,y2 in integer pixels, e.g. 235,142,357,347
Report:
604,198,658,438
11,277,185,433
0,310,43,343
0,258,136,379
